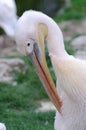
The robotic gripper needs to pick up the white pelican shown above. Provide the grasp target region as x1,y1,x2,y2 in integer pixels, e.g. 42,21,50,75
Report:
0,0,17,38
15,10,86,130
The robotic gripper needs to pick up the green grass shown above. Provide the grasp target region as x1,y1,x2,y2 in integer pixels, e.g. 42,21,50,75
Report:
0,80,54,130
0,56,55,130
55,0,86,22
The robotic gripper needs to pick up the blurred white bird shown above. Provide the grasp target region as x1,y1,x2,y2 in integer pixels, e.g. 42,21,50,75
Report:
0,123,6,130
0,1,17,129
15,10,86,130
0,0,17,38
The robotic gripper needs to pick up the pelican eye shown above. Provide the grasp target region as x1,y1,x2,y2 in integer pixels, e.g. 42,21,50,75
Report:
27,43,30,46
26,40,34,54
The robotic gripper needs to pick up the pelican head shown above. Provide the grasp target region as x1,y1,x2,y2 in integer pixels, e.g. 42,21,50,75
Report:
15,10,61,112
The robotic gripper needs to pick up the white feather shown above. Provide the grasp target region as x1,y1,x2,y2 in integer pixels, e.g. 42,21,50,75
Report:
0,0,17,38
0,123,6,130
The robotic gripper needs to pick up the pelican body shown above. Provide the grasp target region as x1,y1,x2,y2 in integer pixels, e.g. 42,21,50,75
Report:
15,10,86,130
0,0,17,38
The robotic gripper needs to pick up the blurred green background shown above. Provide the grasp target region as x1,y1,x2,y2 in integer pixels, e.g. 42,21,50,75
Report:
15,0,86,20
15,0,64,17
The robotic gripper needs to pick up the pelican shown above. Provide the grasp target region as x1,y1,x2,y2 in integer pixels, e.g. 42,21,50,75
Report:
0,0,17,38
15,10,86,130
